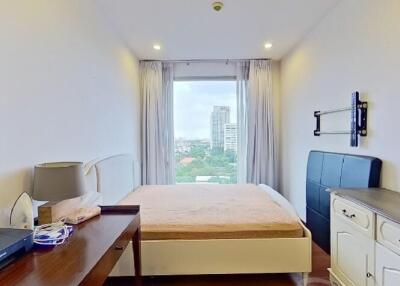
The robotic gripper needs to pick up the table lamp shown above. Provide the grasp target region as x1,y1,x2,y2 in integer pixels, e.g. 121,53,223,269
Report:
33,162,86,225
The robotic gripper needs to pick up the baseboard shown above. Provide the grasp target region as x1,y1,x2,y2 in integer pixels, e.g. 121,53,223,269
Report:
105,273,306,285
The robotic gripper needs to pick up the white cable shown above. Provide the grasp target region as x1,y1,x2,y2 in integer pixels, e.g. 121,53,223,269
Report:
33,221,72,246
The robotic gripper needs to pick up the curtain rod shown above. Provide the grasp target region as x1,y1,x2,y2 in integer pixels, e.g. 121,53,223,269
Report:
140,58,271,64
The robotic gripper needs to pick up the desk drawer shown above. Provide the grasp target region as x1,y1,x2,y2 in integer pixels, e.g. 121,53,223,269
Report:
377,215,400,256
331,195,374,237
80,229,133,285
112,229,132,253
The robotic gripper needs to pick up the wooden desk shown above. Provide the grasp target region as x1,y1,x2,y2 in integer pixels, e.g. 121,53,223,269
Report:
0,205,141,286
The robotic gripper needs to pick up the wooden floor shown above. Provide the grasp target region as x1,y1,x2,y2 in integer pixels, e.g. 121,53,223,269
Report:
105,242,330,286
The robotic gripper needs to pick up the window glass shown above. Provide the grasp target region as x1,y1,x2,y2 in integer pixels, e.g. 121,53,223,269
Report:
174,80,237,184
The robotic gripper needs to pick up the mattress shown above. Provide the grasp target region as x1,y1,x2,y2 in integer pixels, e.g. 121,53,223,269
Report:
119,184,303,240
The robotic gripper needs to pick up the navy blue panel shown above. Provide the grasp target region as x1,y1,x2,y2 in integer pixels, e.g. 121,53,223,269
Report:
306,207,330,253
307,152,323,183
321,153,344,187
370,159,382,186
341,156,382,188
306,181,320,211
319,186,330,219
306,150,382,254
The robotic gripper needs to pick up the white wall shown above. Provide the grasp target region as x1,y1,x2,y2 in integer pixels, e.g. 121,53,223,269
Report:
280,0,400,220
0,1,141,226
174,62,237,79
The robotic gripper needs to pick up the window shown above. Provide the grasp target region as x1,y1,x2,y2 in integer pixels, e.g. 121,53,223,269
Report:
174,80,237,184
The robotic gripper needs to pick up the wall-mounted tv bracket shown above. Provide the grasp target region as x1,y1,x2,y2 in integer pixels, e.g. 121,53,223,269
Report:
314,92,367,147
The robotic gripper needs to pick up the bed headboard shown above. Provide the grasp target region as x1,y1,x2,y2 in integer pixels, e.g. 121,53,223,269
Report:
306,150,382,253
84,154,139,205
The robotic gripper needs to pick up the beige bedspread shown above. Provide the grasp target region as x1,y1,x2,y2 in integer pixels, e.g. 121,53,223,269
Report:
119,184,303,240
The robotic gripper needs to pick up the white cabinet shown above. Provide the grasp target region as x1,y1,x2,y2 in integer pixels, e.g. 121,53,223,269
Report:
376,242,400,286
330,194,400,286
331,219,374,286
377,216,400,256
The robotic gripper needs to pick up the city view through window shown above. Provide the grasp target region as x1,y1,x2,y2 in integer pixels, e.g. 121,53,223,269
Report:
174,81,237,184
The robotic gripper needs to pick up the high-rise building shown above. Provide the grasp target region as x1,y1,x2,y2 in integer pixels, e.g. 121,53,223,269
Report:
210,106,230,150
224,123,237,152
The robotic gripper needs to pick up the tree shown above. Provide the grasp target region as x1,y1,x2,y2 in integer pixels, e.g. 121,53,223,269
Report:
175,139,238,184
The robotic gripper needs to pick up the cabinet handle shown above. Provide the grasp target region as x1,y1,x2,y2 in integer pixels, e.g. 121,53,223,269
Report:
342,209,356,219
366,272,373,278
114,245,124,251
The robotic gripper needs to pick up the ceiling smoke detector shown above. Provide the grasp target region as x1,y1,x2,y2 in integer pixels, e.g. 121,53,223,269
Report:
212,2,224,12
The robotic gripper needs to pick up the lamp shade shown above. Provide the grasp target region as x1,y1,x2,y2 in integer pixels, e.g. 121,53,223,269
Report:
33,162,86,201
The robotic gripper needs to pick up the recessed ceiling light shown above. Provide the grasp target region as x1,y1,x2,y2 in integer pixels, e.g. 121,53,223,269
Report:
212,2,224,12
153,44,161,50
264,42,273,49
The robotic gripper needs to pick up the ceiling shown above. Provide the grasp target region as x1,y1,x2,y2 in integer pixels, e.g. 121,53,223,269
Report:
95,0,340,60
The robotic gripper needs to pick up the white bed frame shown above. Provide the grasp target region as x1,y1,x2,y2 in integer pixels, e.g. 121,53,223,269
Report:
84,154,312,285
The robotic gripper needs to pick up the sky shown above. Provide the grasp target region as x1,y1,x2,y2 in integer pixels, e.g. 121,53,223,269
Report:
174,81,237,140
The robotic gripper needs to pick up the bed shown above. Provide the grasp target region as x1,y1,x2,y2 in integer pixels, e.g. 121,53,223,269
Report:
83,154,312,284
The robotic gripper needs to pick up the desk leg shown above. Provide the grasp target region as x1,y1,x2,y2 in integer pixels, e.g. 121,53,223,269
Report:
132,227,142,285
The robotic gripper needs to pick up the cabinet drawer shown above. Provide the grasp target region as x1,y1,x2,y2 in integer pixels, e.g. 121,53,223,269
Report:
331,195,374,238
377,215,400,256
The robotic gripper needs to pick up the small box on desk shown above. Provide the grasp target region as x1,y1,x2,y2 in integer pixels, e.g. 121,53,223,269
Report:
38,199,101,225
38,198,79,225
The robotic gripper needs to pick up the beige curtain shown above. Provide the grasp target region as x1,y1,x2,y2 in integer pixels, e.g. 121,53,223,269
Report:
140,61,175,184
236,61,249,183
246,60,277,188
